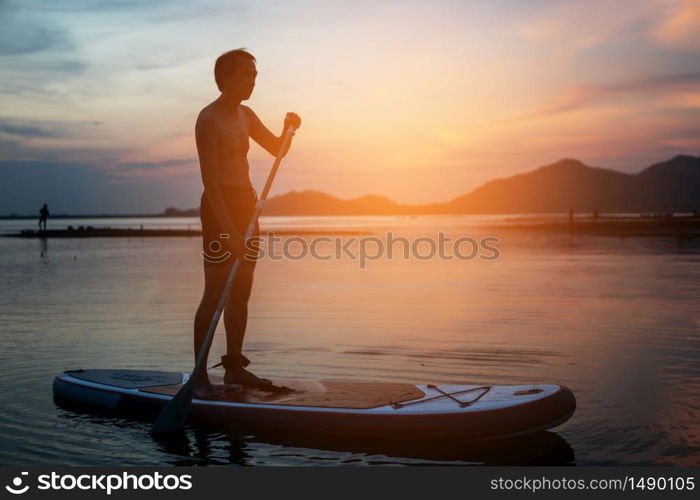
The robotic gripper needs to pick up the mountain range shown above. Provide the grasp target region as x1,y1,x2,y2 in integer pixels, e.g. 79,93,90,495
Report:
252,155,699,215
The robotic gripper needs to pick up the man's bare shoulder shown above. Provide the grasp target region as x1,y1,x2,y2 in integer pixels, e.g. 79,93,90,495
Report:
196,102,222,131
239,104,257,119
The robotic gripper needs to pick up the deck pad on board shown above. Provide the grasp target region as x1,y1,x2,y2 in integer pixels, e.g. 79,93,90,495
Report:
141,375,426,409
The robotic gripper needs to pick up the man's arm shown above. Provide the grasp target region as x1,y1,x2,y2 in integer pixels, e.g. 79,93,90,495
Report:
195,113,245,255
243,106,296,157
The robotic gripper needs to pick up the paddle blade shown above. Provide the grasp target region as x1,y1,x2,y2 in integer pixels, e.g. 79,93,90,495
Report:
150,379,195,435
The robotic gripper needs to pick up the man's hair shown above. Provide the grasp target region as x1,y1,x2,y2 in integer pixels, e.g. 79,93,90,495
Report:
214,48,256,92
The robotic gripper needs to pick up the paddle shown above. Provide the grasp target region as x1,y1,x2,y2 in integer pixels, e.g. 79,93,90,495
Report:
151,123,298,435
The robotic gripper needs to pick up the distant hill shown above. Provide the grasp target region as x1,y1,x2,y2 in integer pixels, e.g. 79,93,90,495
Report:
445,155,700,213
162,155,700,216
263,191,399,215
445,159,633,214
261,191,444,215
448,155,700,213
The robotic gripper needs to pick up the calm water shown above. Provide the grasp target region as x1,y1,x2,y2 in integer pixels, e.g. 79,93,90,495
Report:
0,215,698,466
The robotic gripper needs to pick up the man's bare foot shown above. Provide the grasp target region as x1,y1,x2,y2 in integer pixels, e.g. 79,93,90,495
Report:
192,378,223,399
223,367,273,389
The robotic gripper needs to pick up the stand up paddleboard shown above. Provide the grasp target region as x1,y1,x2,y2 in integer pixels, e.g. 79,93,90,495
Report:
53,369,575,441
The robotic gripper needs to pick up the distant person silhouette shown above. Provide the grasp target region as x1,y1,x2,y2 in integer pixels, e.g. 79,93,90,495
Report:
193,49,300,396
38,203,49,232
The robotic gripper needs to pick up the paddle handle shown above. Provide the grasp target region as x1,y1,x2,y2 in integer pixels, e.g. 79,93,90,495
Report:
260,125,297,201
191,124,298,380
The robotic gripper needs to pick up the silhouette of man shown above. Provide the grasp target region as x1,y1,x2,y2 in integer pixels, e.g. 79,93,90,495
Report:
193,49,300,395
38,203,49,232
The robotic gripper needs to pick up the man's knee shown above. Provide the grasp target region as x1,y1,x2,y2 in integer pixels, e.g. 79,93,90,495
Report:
197,285,225,315
231,287,254,306
234,264,255,288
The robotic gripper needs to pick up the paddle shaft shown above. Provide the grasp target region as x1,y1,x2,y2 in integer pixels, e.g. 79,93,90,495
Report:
151,124,297,434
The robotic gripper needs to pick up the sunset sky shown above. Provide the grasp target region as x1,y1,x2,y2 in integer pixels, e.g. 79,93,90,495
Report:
1,0,699,213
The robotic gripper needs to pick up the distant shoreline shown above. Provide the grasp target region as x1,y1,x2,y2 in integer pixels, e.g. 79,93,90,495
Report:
3,211,700,220
1,227,373,238
3,214,699,240
0,213,194,220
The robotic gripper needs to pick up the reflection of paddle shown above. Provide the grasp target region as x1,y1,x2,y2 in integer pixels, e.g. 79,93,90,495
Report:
151,124,298,435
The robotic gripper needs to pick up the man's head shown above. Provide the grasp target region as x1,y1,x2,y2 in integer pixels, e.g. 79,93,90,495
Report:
215,49,257,100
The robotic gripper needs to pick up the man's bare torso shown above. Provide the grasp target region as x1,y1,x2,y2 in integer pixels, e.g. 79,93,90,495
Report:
199,103,252,188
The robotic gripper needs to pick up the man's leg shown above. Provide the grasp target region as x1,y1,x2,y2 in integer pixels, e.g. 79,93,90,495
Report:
193,262,228,387
222,260,253,358
221,259,270,386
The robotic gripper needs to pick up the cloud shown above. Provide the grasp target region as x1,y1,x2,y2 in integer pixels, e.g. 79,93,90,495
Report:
109,158,197,179
0,12,70,56
516,71,700,120
0,4,87,99
0,129,131,165
521,0,700,55
0,138,21,157
0,116,130,164
0,121,60,138
651,0,700,50
519,0,660,55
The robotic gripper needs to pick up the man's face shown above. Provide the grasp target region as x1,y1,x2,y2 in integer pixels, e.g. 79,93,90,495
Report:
224,58,257,100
